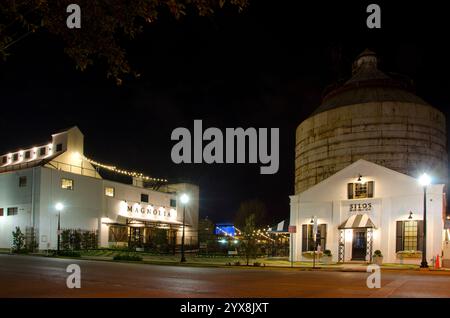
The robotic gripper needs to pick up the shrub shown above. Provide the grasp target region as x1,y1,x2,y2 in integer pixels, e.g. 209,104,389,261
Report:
12,227,25,253
373,250,383,257
323,249,332,257
234,261,241,266
253,262,261,267
58,250,81,257
113,254,143,261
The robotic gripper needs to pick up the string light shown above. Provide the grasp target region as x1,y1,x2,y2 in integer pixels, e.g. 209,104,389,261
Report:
82,156,168,183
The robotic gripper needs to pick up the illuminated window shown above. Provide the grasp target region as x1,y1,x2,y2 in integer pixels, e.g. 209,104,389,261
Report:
7,207,18,216
0,208,3,216
141,193,149,203
19,176,27,187
13,153,18,162
39,147,46,156
396,220,423,252
105,187,115,197
61,178,74,190
25,151,31,159
56,143,63,152
170,199,177,207
301,224,327,252
347,181,374,199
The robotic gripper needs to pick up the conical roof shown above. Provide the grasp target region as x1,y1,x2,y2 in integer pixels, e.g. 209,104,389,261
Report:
311,49,429,115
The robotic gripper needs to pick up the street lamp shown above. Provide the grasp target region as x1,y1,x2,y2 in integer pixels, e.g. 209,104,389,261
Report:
418,173,431,268
180,193,189,263
55,202,64,255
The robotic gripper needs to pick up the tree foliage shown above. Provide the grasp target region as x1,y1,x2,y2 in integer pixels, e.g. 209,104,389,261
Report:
12,226,25,252
0,0,249,84
240,213,257,265
234,199,267,229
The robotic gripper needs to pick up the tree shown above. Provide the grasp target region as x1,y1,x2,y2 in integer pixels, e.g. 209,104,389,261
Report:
0,0,249,84
234,199,267,229
12,226,25,252
240,213,257,265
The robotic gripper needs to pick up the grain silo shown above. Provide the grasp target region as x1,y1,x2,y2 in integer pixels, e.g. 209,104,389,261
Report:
295,49,448,194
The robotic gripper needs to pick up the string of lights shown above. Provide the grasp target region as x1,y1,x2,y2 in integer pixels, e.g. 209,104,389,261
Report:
82,156,168,182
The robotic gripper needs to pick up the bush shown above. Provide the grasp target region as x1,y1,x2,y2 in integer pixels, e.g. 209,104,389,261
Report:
373,250,383,257
113,254,143,261
58,250,81,257
253,262,261,267
323,249,332,256
234,261,241,266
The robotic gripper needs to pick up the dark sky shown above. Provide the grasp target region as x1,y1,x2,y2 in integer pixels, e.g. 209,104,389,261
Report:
1,1,450,224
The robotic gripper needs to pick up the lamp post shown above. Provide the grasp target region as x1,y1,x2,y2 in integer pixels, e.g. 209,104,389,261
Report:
418,173,431,268
55,202,64,255
180,193,189,263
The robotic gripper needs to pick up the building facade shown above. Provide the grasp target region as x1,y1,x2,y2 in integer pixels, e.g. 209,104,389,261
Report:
290,159,446,264
0,127,199,251
290,50,448,264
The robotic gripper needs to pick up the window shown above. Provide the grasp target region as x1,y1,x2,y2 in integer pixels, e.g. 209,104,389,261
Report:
0,208,3,216
19,176,27,187
13,153,18,162
39,147,46,156
1,156,6,164
25,151,31,159
141,193,149,203
7,207,18,216
301,224,327,252
61,178,74,190
56,143,63,152
396,220,423,252
141,193,148,203
170,199,177,207
108,226,128,242
105,187,115,197
347,181,374,199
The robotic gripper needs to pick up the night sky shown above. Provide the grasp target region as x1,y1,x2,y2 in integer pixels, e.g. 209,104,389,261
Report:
1,1,450,224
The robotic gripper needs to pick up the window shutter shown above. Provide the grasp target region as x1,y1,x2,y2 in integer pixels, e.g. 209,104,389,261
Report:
302,224,307,252
319,224,327,250
396,221,404,252
417,220,424,252
347,183,354,199
367,181,374,198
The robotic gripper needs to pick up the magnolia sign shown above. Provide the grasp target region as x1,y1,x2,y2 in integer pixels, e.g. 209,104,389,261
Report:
119,201,178,223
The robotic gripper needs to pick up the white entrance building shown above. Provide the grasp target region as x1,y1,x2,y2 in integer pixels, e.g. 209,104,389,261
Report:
289,159,446,264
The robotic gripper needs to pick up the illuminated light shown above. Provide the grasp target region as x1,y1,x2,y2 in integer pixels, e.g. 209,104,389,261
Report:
47,143,53,156
219,239,227,244
55,202,64,212
180,193,189,204
233,240,239,244
32,147,37,160
101,217,112,223
418,173,431,187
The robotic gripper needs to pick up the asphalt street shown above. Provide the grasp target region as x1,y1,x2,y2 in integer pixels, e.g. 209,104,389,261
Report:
1,254,450,297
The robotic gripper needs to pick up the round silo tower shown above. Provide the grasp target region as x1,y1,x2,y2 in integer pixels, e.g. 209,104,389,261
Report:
295,49,448,194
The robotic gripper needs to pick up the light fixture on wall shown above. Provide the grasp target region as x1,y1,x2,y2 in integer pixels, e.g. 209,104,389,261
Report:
408,211,413,219
357,174,362,182
310,216,314,224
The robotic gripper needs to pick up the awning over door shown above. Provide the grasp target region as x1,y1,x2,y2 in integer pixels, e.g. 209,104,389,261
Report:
338,214,376,229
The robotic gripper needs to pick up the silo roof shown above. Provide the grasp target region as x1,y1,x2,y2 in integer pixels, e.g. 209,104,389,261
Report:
312,49,429,115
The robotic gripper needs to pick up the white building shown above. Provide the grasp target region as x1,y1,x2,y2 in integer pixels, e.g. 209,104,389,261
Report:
0,126,199,251
290,159,446,264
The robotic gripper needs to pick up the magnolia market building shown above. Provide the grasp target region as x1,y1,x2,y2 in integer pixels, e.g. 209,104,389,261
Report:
0,126,199,251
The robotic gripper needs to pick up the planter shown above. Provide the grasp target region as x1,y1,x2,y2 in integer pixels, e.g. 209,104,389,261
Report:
321,255,333,264
397,251,422,259
372,256,383,265
302,251,323,259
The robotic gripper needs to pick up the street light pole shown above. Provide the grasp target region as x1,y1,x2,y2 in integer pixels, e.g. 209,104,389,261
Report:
181,204,186,263
179,193,189,263
418,173,430,269
421,184,428,268
57,211,61,255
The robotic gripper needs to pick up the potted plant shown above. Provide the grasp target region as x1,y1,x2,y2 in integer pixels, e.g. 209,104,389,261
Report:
321,249,333,264
372,250,383,265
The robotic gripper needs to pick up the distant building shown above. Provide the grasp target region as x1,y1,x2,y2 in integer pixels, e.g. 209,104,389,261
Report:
0,126,199,250
290,50,447,264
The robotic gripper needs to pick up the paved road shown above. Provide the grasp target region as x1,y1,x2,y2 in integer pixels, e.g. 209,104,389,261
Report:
1,254,450,297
